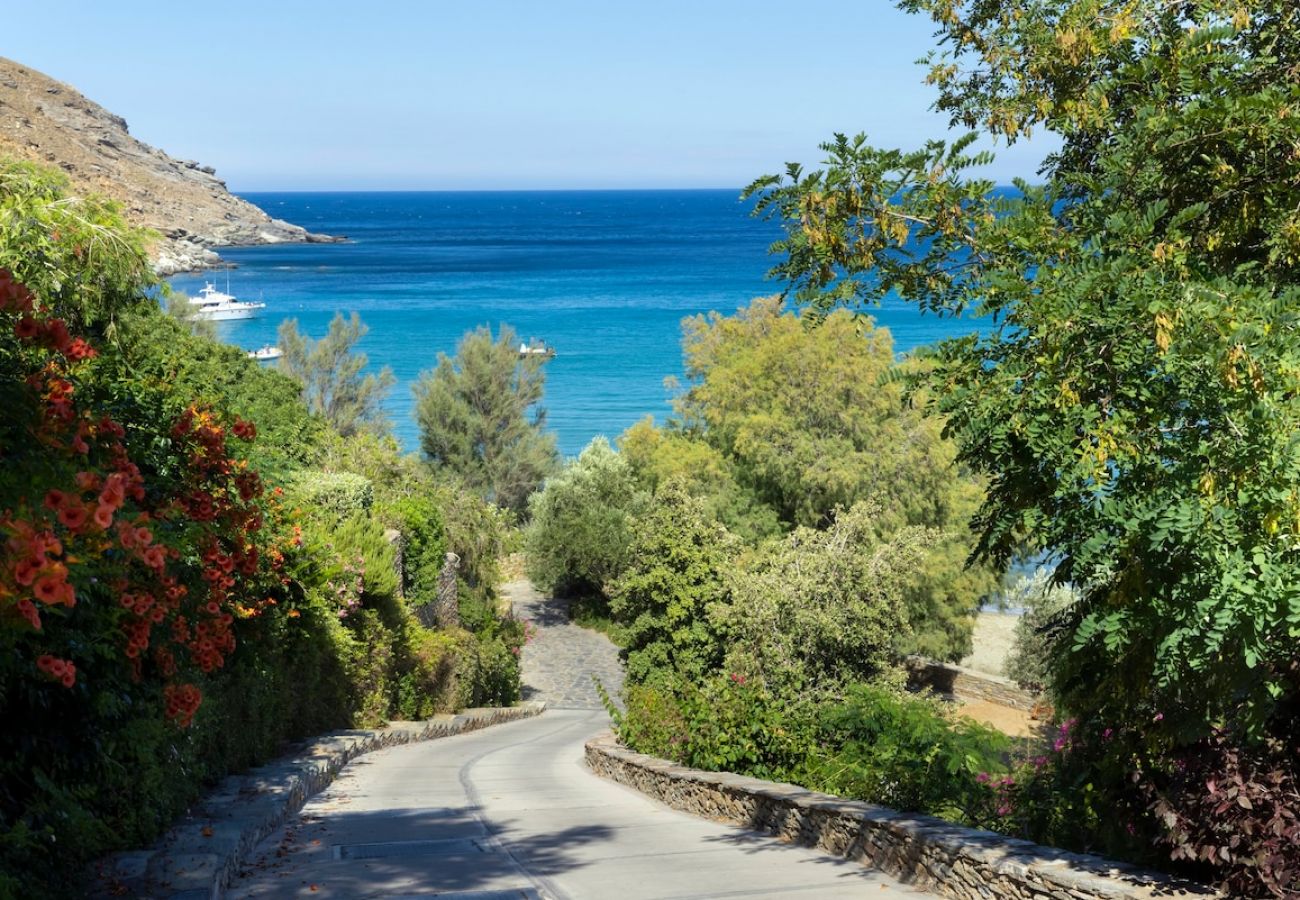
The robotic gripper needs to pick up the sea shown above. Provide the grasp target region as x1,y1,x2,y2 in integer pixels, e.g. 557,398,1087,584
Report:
167,190,982,458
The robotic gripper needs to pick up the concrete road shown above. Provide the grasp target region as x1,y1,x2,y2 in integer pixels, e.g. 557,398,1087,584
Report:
228,708,938,899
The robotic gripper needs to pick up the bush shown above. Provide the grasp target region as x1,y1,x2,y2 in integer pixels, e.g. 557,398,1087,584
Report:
1141,731,1300,899
525,437,645,596
287,470,375,518
613,673,1011,823
609,482,734,685
384,494,446,610
615,670,815,781
672,297,999,660
0,164,523,898
802,682,1011,823
1002,568,1080,694
718,500,930,693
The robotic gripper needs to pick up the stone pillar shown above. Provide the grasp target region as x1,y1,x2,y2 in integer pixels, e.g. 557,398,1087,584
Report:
434,551,461,629
384,529,404,599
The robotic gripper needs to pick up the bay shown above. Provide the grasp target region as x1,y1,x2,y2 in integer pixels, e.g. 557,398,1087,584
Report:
168,190,979,457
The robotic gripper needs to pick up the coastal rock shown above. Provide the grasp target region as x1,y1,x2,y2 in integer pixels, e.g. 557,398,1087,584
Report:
0,56,341,275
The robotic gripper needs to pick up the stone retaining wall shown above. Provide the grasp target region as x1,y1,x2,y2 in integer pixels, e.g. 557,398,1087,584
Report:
93,702,546,900
905,655,1042,713
586,732,1216,900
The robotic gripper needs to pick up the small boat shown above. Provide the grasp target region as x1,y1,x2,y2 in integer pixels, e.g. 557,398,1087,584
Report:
518,339,555,358
248,345,283,361
191,282,266,321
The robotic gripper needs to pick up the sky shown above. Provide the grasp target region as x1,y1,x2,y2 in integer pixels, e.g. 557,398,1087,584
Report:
3,1,1058,191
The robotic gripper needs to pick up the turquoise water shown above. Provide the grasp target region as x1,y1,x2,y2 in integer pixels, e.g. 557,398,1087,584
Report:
168,190,979,457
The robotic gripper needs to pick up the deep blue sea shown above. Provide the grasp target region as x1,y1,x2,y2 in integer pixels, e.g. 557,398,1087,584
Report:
168,190,980,457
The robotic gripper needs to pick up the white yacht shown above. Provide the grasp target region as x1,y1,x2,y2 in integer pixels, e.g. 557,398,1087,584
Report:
191,283,266,321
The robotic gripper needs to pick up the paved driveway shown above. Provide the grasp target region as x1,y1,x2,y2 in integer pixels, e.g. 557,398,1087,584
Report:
229,584,938,899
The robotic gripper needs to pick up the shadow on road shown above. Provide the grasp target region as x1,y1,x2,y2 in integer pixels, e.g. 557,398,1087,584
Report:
232,804,616,898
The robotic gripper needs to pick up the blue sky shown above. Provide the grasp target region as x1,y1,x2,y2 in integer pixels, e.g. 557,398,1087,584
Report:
4,2,1057,190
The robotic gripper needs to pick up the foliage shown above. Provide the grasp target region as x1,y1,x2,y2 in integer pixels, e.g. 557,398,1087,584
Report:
413,324,558,515
614,670,816,781
671,297,996,659
1003,568,1080,694
385,494,446,608
614,672,1011,824
618,418,780,542
287,470,375,518
113,309,323,478
0,162,523,898
609,482,734,685
568,593,628,647
802,682,1011,823
718,501,929,694
278,312,395,438
313,430,428,503
745,0,1300,755
0,262,303,895
0,160,153,333
311,430,510,622
1140,730,1300,899
525,437,646,596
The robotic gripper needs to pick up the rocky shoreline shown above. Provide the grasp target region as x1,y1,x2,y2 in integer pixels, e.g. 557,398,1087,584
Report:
0,56,341,276
152,227,345,277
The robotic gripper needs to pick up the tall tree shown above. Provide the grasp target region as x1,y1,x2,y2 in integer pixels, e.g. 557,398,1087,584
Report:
745,1,1300,745
413,324,558,515
278,312,394,438
672,296,998,660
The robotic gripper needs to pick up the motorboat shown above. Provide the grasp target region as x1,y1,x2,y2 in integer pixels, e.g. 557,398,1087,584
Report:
518,339,555,358
248,345,283,362
190,282,266,321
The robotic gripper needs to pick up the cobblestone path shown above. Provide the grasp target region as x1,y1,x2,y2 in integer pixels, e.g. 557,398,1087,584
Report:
503,579,624,711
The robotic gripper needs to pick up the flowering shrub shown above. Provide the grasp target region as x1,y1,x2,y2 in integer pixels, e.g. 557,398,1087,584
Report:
0,269,277,726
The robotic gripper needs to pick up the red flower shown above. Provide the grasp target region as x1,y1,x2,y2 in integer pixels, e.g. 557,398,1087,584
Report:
142,546,165,569
16,599,40,629
99,475,126,509
14,558,39,586
42,319,71,352
64,338,96,361
33,574,65,605
14,316,38,341
92,503,114,530
57,504,88,531
43,489,69,511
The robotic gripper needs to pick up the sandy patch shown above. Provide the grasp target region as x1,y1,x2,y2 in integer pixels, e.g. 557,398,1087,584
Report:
960,611,1020,676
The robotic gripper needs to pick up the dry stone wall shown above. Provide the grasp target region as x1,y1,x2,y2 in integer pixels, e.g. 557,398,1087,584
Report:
905,655,1043,712
586,732,1217,900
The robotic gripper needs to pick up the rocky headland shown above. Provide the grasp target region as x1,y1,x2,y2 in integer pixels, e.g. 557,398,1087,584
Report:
0,57,339,275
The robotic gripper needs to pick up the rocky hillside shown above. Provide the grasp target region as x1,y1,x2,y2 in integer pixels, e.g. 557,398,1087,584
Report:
0,57,338,275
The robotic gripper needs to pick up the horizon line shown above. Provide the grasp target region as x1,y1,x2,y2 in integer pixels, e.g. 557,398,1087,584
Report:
233,184,1031,195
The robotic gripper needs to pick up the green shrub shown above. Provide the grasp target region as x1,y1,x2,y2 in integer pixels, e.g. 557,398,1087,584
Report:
525,436,646,596
616,671,815,781
569,593,628,646
801,682,1011,823
395,626,463,719
718,500,930,693
1002,568,1080,695
615,674,1011,828
385,494,446,607
609,482,735,685
288,470,375,517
